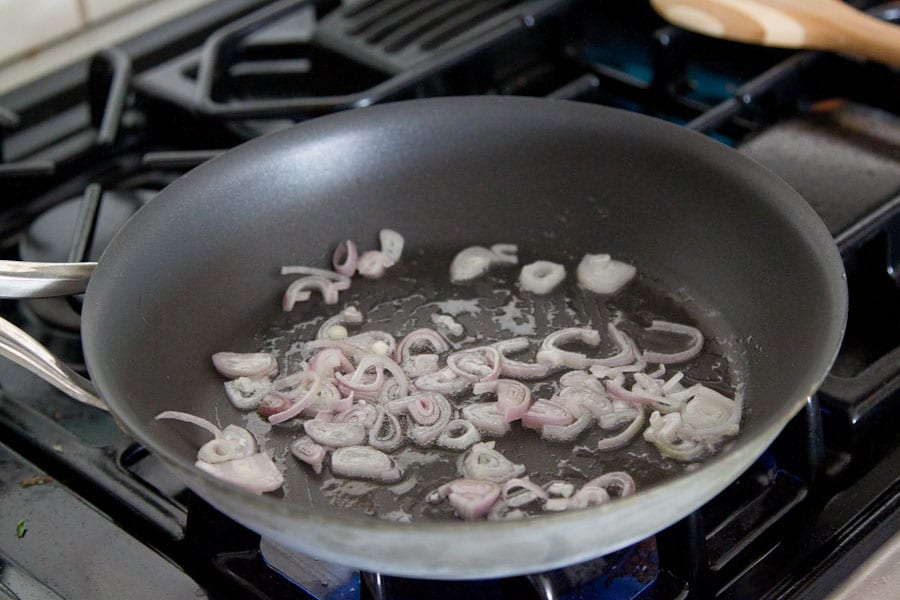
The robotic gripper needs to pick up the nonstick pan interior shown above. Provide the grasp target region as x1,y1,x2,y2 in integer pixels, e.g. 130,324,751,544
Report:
81,97,846,577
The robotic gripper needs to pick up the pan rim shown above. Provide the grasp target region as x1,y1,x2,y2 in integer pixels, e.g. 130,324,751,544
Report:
81,95,847,571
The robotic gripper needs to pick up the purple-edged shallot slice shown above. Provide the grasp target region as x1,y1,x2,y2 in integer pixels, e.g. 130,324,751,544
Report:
369,406,405,452
415,367,471,394
447,346,501,382
427,479,501,521
436,419,481,451
536,327,602,370
596,406,645,451
474,379,532,422
461,402,510,436
394,328,450,364
641,320,704,364
267,371,323,424
501,478,548,508
156,411,282,493
195,453,284,494
492,337,550,379
224,377,271,411
461,441,526,483
304,420,367,448
407,392,452,447
212,352,276,378
332,240,359,276
521,399,573,430
331,446,403,483
291,436,326,474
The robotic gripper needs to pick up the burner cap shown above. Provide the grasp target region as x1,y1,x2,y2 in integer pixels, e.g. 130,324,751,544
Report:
19,189,154,329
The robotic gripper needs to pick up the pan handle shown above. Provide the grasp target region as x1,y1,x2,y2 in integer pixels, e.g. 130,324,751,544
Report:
0,259,105,410
0,260,96,298
0,316,107,411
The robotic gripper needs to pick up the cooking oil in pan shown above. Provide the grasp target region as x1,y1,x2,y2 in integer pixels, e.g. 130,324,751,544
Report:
249,249,742,522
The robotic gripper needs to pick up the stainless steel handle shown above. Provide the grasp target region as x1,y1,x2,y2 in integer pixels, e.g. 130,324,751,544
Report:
0,259,105,410
0,316,107,411
0,260,96,298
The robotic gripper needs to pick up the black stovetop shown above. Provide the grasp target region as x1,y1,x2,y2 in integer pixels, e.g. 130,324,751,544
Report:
0,1,899,598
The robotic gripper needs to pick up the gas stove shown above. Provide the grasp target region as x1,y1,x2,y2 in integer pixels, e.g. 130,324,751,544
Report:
1,1,899,598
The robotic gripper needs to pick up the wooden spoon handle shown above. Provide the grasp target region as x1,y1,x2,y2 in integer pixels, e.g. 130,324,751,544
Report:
650,0,900,67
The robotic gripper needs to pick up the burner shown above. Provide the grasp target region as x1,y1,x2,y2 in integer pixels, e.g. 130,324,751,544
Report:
18,189,154,329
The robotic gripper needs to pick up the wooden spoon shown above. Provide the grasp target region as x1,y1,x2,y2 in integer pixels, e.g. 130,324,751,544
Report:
649,0,900,67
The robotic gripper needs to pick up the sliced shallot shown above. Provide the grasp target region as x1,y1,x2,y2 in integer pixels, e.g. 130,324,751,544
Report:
461,441,526,483
283,276,341,310
316,306,363,340
541,411,594,442
492,337,550,379
212,352,276,378
304,420,367,448
369,406,405,452
344,331,398,357
519,261,566,295
198,424,258,464
490,244,518,264
291,436,326,474
474,379,532,422
308,348,354,379
407,392,452,447
357,250,392,278
521,399,573,430
437,419,481,451
559,370,591,387
257,392,294,419
596,406,645,451
429,479,501,521
402,354,441,378
461,402,510,436
195,452,284,494
681,386,741,438
415,367,470,394
643,411,705,461
566,485,610,509
224,377,271,411
502,477,548,508
585,472,636,497
431,313,464,337
545,481,575,498
394,328,450,363
487,501,526,521
334,402,379,429
379,229,404,264
338,353,408,399
331,446,403,483
642,320,704,364
446,346,501,382
268,371,323,424
450,245,517,282
281,266,352,287
332,240,359,276
156,410,223,440
536,327,601,369
576,253,636,295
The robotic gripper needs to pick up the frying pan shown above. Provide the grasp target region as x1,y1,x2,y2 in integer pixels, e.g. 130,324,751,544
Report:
0,97,846,579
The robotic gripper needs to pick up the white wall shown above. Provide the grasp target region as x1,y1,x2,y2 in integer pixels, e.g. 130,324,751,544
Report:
0,0,152,66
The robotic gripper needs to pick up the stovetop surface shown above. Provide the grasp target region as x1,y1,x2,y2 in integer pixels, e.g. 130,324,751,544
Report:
0,1,899,599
